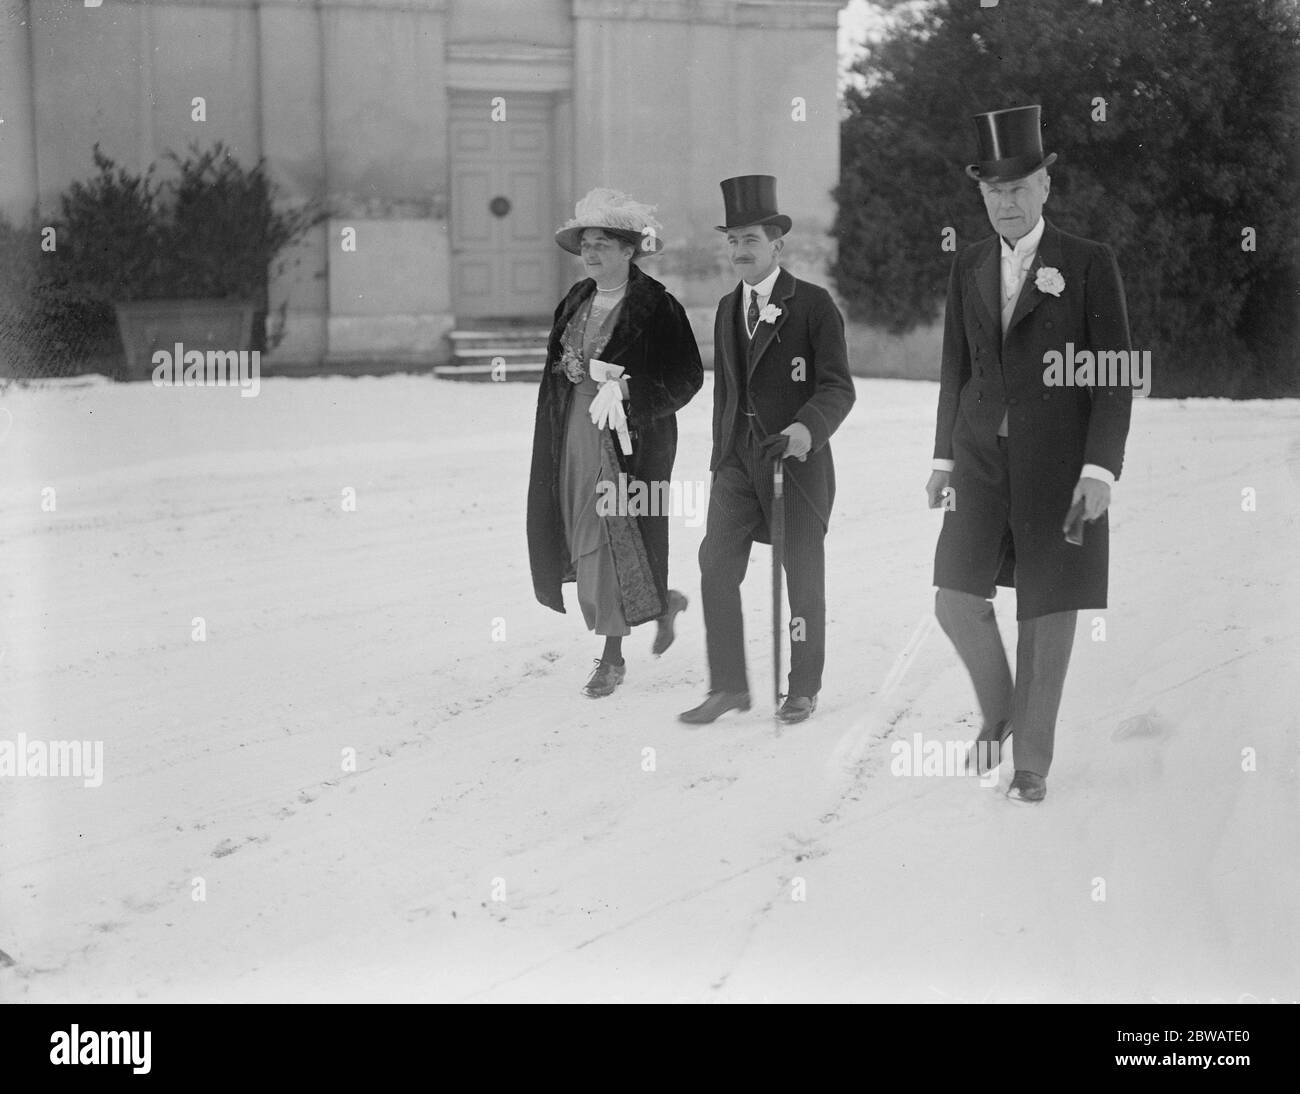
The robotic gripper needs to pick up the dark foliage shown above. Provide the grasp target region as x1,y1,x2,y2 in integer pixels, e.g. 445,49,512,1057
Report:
1,143,325,380
834,0,1300,396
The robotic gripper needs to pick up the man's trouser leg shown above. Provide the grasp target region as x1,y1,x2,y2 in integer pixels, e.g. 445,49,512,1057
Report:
1008,610,1078,777
935,587,1014,736
780,496,826,699
699,453,763,694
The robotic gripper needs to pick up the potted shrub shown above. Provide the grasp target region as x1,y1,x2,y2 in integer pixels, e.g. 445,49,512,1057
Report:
0,212,119,382
54,143,324,380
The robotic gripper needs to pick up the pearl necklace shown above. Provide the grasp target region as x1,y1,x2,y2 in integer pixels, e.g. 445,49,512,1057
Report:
595,279,628,293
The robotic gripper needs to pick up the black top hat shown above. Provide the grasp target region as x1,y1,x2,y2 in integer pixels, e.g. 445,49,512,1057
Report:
965,105,1058,183
714,175,792,234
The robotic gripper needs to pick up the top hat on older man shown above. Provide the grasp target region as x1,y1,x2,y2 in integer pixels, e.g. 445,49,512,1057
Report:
965,104,1058,183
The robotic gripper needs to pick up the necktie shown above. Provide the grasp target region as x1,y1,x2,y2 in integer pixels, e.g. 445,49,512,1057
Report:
746,289,760,339
1002,247,1033,303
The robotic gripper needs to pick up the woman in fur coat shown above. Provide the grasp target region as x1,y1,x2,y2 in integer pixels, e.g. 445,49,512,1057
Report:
527,189,703,697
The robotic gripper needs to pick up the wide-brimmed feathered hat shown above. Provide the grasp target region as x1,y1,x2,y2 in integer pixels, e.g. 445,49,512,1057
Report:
965,105,1058,183
555,188,665,256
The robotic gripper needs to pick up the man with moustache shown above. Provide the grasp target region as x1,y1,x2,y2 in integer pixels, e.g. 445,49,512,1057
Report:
680,176,856,725
926,105,1133,802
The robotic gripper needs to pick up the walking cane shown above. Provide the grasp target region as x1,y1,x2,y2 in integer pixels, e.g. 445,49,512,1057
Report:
771,457,785,710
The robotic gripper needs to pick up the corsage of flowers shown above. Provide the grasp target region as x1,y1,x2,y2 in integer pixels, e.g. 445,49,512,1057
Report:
554,302,611,384
1035,266,1065,297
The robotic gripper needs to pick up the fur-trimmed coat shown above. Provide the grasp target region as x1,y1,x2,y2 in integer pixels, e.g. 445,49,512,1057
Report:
527,263,703,625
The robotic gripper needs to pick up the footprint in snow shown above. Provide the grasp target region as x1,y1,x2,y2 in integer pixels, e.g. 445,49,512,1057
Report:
1112,709,1170,742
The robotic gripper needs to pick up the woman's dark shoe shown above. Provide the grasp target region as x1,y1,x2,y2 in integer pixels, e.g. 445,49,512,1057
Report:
583,658,626,698
652,590,689,656
678,690,750,724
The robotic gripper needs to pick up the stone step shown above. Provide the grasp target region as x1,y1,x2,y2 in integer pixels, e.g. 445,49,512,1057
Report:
450,345,547,358
441,324,550,381
448,330,550,349
434,359,544,382
449,327,550,338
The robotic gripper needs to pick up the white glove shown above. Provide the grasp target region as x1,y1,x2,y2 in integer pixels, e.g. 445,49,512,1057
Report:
588,379,625,431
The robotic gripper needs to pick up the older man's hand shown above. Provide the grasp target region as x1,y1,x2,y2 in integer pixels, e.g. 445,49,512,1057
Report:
1072,476,1112,521
925,470,951,509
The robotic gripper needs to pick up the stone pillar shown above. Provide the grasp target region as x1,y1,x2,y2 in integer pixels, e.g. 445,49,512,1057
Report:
258,0,330,365
0,0,38,223
571,0,843,310
320,0,452,365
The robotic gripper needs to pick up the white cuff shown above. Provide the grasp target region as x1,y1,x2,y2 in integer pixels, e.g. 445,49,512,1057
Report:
932,459,955,472
1080,464,1115,486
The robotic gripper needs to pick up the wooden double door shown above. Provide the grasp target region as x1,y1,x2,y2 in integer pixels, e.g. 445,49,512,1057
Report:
449,95,560,320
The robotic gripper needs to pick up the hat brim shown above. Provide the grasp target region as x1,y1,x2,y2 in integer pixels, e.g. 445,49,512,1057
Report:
555,225,664,257
714,213,792,235
966,151,1057,183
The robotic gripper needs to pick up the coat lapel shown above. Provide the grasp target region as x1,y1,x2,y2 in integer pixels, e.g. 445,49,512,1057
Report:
549,278,594,361
600,264,659,364
717,282,745,388
747,267,796,378
1005,219,1060,338
972,237,1001,343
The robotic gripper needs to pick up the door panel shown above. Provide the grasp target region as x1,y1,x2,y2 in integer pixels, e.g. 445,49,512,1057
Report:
511,257,545,295
451,165,493,246
506,171,544,243
450,99,557,319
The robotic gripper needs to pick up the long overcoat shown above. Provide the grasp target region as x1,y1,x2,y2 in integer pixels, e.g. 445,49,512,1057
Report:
710,267,856,534
932,219,1133,619
527,263,703,625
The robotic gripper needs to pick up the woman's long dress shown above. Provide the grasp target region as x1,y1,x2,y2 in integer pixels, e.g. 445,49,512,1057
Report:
558,287,629,637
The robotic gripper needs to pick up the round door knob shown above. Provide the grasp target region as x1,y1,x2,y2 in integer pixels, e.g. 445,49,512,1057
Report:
489,196,511,218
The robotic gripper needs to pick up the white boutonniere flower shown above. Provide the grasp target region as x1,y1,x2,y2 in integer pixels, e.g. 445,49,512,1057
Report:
1035,266,1065,296
759,304,782,324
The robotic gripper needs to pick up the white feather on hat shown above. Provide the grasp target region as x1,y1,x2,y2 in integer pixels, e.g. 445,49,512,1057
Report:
555,188,665,256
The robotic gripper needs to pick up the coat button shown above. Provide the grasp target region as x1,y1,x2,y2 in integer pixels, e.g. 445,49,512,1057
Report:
1041,392,1050,400
1008,397,1019,405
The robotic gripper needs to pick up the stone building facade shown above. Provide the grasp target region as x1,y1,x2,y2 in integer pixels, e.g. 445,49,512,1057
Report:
0,0,843,368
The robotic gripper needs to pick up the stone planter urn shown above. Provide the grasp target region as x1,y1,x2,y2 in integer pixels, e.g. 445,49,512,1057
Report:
113,299,257,381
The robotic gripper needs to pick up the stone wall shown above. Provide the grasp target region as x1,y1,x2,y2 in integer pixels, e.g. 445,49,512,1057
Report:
0,0,846,367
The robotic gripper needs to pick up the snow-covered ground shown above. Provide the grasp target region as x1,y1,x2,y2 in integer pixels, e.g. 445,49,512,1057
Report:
0,373,1296,1003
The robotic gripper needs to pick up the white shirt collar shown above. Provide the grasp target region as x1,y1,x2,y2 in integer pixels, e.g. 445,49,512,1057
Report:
744,265,782,304
1001,216,1045,262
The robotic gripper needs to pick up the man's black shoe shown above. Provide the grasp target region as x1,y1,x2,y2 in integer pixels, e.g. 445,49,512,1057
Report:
1007,770,1047,803
776,694,818,724
966,719,1011,775
678,691,751,725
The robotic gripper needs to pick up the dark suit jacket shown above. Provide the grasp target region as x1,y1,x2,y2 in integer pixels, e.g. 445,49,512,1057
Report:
932,219,1133,618
711,267,856,528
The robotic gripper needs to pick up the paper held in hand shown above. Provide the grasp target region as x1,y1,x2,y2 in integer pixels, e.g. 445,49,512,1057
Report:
588,358,632,455
588,358,624,383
